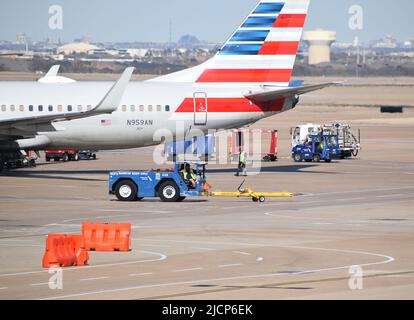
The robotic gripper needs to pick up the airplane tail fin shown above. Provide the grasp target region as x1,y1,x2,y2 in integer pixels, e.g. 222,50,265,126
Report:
153,0,310,86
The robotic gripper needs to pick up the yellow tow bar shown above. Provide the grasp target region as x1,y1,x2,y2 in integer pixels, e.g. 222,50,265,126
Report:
209,180,293,203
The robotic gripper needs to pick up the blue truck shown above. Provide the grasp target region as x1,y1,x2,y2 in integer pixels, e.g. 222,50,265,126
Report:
109,161,208,202
292,134,340,163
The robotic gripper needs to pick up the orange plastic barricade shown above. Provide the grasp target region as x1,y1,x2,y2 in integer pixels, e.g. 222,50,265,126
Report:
42,234,89,268
72,235,89,266
82,222,131,252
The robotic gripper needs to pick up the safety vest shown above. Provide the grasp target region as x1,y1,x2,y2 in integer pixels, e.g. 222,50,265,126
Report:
183,169,196,180
239,152,247,164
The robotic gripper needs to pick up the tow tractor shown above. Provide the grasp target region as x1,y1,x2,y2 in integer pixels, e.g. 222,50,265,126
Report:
109,161,209,202
292,133,340,163
109,161,293,203
45,150,79,162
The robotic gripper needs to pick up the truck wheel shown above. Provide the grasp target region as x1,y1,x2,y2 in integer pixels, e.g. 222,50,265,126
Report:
115,180,138,202
325,159,332,163
46,157,51,162
158,181,180,202
62,154,69,162
259,196,266,203
313,155,321,163
73,153,79,161
293,153,302,162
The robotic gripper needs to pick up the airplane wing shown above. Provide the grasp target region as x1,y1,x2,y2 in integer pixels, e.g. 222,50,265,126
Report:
0,67,134,129
245,82,338,102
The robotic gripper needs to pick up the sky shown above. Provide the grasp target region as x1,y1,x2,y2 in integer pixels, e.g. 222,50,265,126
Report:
0,0,413,44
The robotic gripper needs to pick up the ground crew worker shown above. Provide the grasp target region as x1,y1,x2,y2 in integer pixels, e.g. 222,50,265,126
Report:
181,163,197,188
319,137,325,152
236,148,247,177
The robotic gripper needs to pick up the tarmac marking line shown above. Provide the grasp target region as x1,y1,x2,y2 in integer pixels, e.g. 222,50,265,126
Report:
191,247,217,251
80,277,109,282
173,268,204,273
128,273,154,277
218,264,243,268
30,282,49,286
232,251,251,256
79,277,109,281
375,194,403,198
299,186,414,198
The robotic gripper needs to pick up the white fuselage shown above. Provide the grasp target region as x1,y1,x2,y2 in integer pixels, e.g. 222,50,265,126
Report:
0,80,296,150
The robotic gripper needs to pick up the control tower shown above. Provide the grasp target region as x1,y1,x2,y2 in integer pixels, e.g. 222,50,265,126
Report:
302,29,336,65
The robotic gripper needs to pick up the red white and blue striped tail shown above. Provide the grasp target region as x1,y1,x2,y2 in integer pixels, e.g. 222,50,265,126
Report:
154,0,310,86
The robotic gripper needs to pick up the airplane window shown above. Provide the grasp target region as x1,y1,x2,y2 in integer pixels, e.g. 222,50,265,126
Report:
1,105,6,112
29,105,34,112
19,105,25,112
148,105,153,112
157,105,162,112
165,105,170,112
11,105,16,112
87,105,92,111
77,105,82,112
48,105,53,112
139,105,144,112
122,105,127,112
68,105,73,112
130,105,135,112
38,105,43,112
58,105,63,112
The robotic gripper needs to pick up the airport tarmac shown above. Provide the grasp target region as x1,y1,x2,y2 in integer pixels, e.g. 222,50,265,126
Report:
0,104,413,300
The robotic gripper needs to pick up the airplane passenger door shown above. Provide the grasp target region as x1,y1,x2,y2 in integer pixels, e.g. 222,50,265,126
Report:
193,92,208,126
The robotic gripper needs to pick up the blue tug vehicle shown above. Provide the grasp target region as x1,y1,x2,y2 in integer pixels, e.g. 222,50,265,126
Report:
292,133,340,163
109,161,208,202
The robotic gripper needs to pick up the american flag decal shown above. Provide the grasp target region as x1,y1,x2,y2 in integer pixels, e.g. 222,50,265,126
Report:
101,119,112,126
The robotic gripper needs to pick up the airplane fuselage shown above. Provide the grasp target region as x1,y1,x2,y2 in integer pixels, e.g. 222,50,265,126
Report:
0,81,296,150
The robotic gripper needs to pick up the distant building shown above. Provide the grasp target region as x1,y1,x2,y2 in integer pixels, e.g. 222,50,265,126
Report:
58,42,99,55
372,35,398,49
126,48,150,58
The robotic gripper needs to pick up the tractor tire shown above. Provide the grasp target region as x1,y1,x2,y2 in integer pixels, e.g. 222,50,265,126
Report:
158,181,180,202
115,180,138,202
293,153,303,162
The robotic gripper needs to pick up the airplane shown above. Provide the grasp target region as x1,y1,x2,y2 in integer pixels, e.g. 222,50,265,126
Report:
0,0,335,173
